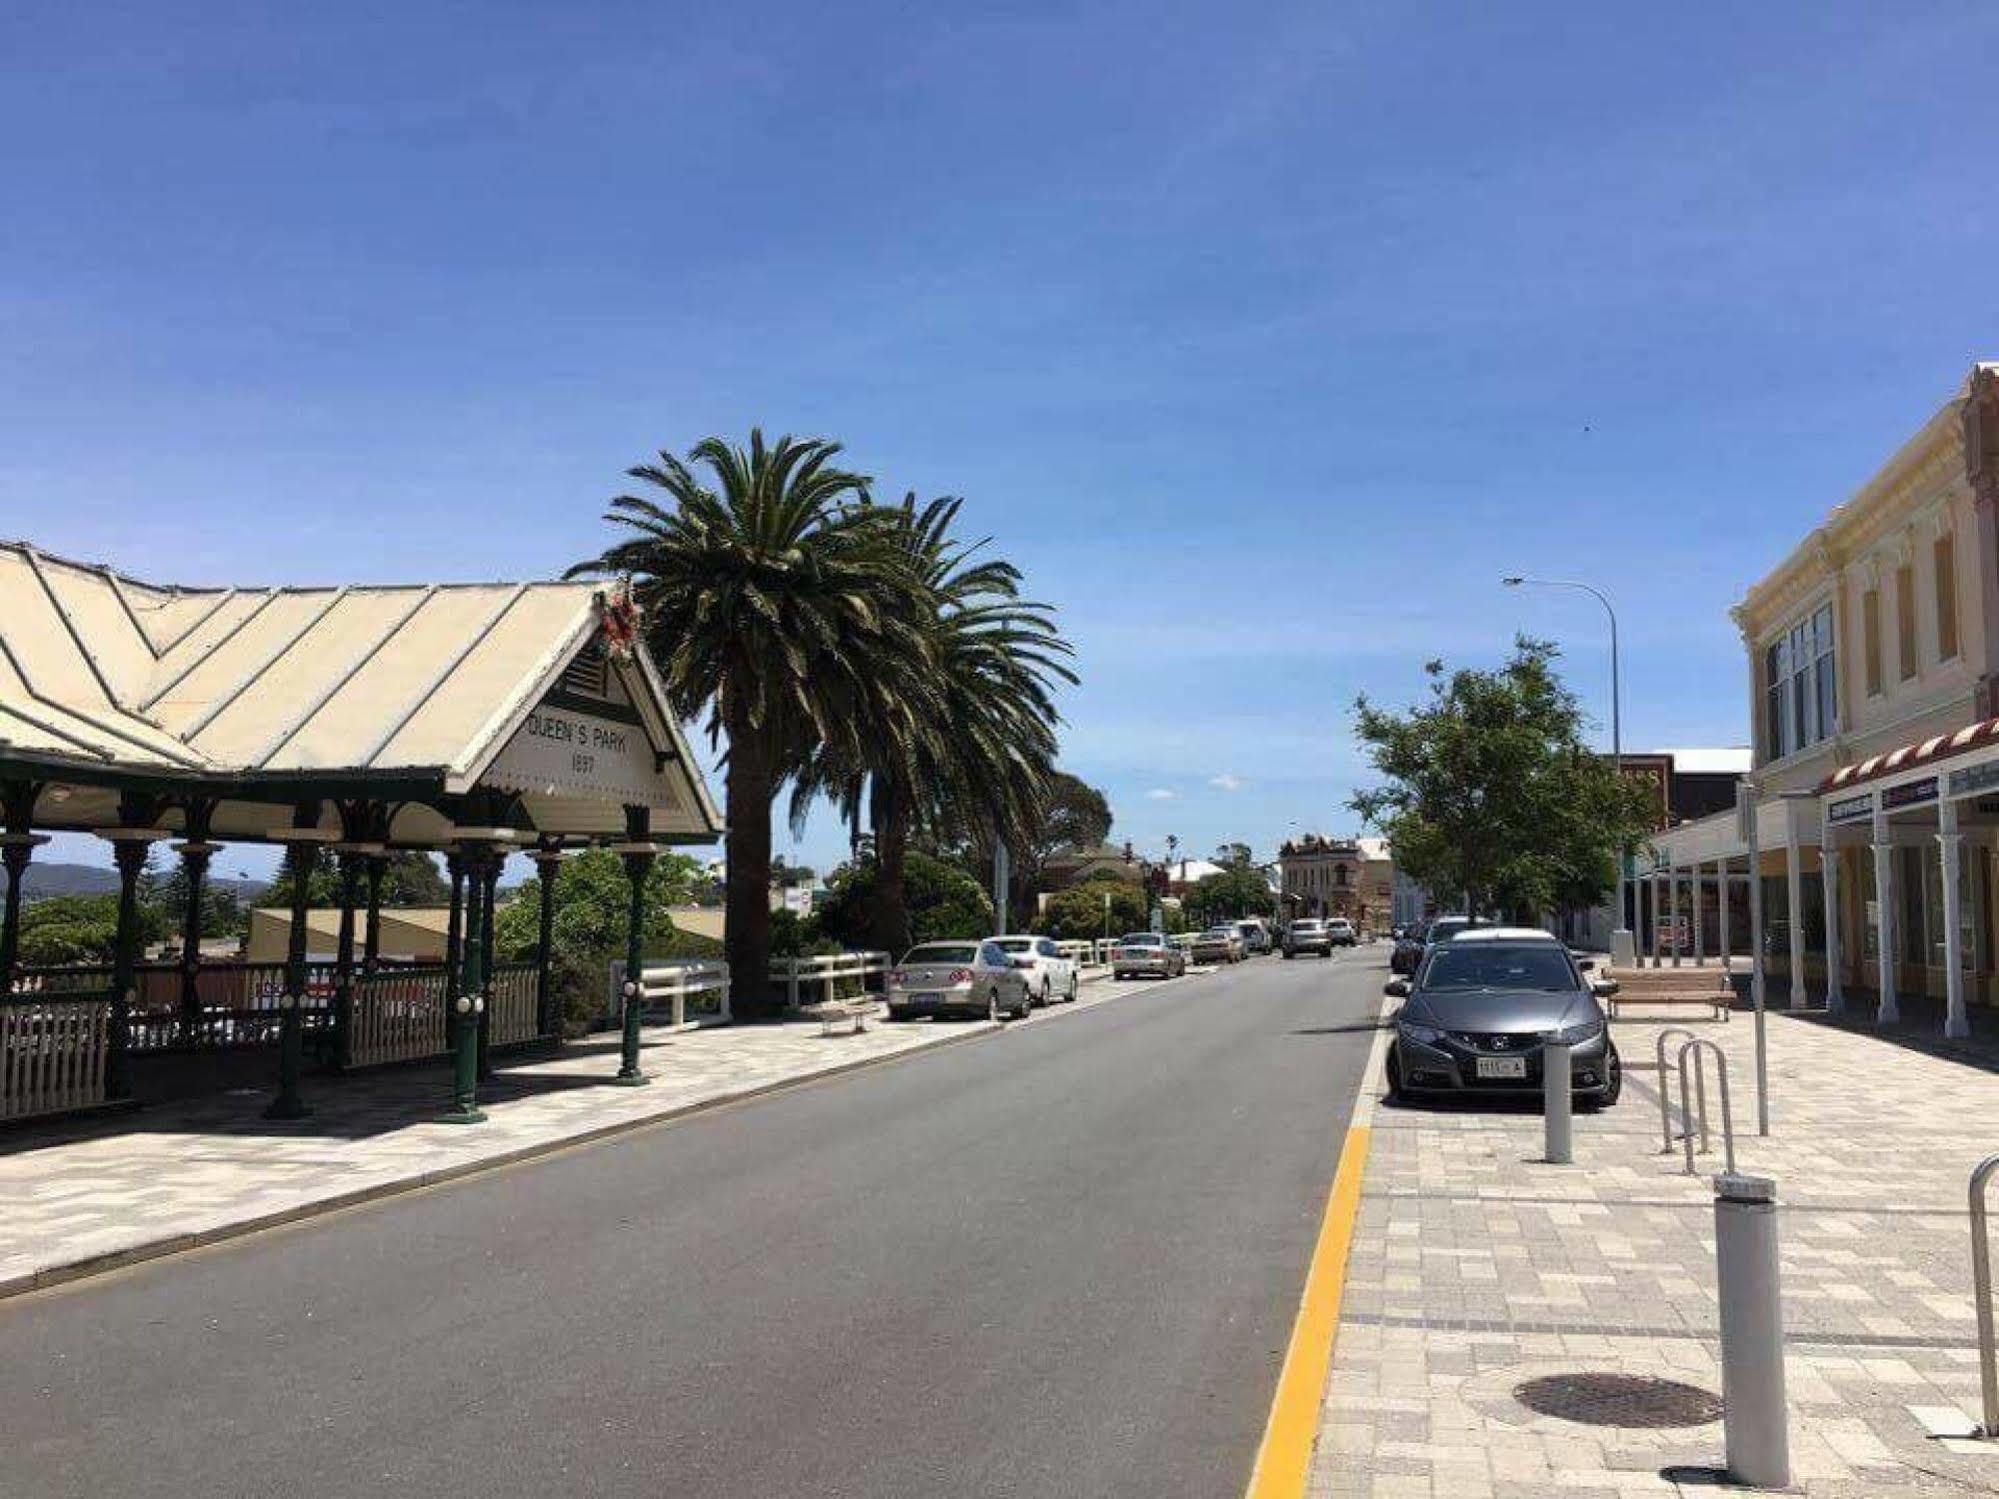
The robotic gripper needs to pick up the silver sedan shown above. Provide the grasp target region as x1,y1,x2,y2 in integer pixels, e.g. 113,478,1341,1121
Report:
887,939,1033,1021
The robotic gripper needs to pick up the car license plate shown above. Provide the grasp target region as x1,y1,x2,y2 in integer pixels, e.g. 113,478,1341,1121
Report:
1476,1057,1527,1080
913,992,942,1004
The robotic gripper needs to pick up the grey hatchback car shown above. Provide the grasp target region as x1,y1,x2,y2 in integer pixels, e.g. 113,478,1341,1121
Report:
1384,929,1622,1107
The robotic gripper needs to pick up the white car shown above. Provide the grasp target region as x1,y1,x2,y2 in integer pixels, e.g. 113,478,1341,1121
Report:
993,934,1081,1007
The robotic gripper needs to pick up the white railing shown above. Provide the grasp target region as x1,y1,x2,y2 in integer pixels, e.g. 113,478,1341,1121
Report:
489,964,540,1046
348,967,448,1068
771,951,893,1009
639,960,732,1027
1,997,111,1121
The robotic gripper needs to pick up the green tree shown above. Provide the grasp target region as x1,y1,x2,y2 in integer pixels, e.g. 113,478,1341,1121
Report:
18,894,157,966
1184,866,1276,927
148,865,247,941
493,848,706,1029
793,496,1074,951
1040,874,1147,940
1213,841,1254,869
1350,638,1656,923
262,849,447,911
815,851,993,950
570,431,927,1018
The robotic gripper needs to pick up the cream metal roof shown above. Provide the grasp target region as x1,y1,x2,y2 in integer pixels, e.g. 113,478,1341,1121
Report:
0,542,722,842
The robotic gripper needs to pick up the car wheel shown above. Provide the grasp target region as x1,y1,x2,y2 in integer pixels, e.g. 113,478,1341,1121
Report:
1033,981,1049,1009
1066,974,1079,1003
1385,1047,1405,1102
1011,989,1032,1020
1589,1046,1623,1109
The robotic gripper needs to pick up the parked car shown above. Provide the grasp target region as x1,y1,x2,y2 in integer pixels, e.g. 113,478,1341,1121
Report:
1425,915,1474,947
1111,931,1187,980
887,939,1033,1021
1383,926,1622,1107
993,933,1080,1006
1235,919,1273,954
1283,918,1334,959
1325,917,1358,948
1191,926,1245,964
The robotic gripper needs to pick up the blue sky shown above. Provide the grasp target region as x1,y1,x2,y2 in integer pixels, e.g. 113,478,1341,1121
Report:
6,1,1999,879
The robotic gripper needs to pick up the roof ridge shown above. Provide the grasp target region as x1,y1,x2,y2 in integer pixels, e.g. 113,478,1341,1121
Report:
0,540,593,597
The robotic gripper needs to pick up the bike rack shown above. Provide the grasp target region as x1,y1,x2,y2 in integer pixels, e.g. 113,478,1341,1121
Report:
1674,1037,1735,1176
1969,1154,1999,1437
1653,1026,1700,1154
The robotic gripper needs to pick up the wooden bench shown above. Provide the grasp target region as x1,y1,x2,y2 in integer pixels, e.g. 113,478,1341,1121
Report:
803,996,877,1036
1604,971,1733,1023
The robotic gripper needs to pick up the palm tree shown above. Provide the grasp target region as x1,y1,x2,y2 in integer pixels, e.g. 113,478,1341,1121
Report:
795,495,1075,951
570,432,927,1016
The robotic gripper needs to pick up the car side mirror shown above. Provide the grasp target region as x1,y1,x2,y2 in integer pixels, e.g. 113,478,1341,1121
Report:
1575,956,1595,972
1590,976,1619,999
1384,977,1411,999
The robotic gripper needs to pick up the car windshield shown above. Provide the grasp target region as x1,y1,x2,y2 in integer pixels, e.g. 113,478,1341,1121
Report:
1293,922,1323,933
997,939,1035,953
1118,933,1162,946
1202,928,1233,938
905,944,979,965
1420,944,1576,992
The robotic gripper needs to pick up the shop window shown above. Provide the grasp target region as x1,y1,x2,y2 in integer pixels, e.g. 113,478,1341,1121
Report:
1936,533,1960,662
1897,563,1918,681
1900,844,1926,965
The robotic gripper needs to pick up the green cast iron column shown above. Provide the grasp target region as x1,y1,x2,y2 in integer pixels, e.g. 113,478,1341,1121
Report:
0,835,47,995
475,854,500,1081
361,853,386,975
265,833,321,1121
530,846,563,1043
331,846,367,1070
172,839,216,1045
441,842,487,1123
613,825,656,1087
105,833,156,1101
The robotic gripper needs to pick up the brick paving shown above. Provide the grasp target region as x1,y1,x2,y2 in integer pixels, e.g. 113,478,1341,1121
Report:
0,969,1171,1299
1308,975,1999,1497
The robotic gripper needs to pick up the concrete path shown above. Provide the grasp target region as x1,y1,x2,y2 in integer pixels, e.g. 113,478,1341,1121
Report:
1309,999,1999,1497
0,950,1382,1499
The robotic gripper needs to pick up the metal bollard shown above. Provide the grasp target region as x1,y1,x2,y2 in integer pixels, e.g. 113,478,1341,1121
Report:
1968,1154,1999,1436
1715,1172,1789,1489
1542,1035,1572,1164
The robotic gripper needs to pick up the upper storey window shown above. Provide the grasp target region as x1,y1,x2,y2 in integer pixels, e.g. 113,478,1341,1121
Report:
1764,603,1835,761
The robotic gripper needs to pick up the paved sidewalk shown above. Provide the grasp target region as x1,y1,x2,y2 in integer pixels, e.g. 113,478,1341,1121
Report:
1308,999,1999,1497
0,968,1175,1299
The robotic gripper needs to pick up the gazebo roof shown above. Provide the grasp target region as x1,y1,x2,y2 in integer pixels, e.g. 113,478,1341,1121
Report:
0,542,722,843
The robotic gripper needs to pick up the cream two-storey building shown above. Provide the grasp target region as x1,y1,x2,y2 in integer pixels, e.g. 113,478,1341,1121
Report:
1649,363,1999,1035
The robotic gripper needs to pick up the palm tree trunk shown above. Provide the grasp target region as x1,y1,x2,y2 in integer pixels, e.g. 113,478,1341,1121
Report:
871,780,912,956
723,699,778,1019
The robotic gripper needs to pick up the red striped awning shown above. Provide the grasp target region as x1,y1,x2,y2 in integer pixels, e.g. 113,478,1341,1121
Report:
1817,717,1999,794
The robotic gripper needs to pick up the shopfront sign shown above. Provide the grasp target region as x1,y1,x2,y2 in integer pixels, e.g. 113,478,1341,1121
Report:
1881,776,1939,810
1950,759,1999,799
1825,792,1874,825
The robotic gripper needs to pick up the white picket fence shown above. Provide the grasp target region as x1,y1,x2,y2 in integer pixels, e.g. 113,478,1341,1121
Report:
771,951,893,1009
1,997,111,1121
490,964,540,1046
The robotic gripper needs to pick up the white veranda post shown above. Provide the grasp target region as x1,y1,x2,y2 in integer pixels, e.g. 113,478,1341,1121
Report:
1822,842,1843,1015
1942,798,1968,1040
1669,865,1681,969
1718,858,1732,967
1873,806,1899,1026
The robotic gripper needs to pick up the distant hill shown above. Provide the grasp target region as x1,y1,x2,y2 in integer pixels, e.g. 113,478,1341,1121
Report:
17,863,268,905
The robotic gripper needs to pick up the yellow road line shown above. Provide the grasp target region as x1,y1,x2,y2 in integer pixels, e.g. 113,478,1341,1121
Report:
1243,1121,1374,1499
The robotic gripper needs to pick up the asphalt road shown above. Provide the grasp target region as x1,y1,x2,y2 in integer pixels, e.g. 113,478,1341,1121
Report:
1,949,1387,1499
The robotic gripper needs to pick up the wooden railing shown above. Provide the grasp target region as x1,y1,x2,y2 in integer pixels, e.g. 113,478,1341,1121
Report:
1,993,111,1121
348,965,450,1068
489,962,540,1046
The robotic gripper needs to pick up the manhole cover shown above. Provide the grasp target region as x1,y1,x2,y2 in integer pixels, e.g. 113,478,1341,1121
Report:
1513,1372,1722,1429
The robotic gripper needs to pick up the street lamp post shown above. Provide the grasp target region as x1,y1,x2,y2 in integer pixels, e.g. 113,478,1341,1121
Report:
1503,575,1633,966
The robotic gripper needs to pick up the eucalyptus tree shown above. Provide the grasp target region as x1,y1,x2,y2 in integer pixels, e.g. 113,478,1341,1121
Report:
794,495,1075,951
569,432,928,1014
